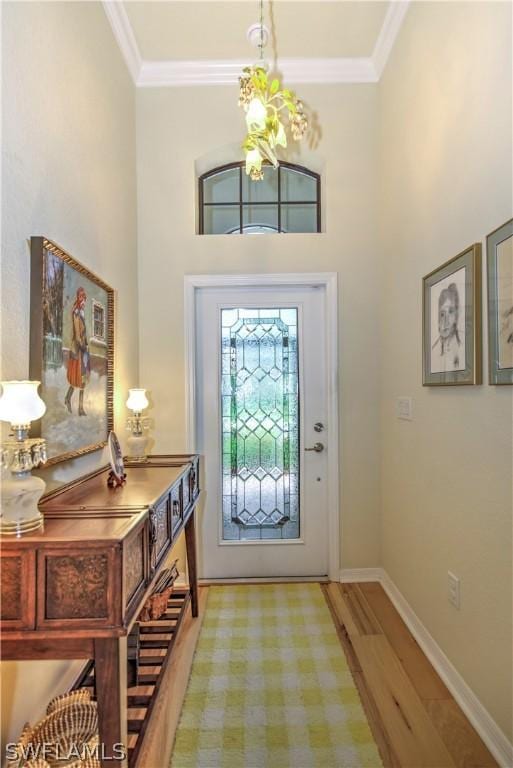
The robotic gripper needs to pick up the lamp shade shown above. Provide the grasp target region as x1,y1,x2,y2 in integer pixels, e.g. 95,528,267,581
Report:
126,388,149,412
0,380,46,425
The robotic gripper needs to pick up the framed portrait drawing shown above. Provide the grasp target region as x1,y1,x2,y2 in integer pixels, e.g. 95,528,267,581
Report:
29,237,114,465
422,244,482,386
487,219,513,385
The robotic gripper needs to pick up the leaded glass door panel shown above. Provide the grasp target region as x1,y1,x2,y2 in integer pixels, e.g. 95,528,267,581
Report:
196,285,328,579
221,308,300,541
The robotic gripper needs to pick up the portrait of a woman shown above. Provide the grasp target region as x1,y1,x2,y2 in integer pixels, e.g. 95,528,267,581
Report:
430,268,467,375
64,286,91,415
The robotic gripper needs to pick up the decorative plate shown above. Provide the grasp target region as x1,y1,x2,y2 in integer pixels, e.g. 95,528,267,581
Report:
107,431,125,480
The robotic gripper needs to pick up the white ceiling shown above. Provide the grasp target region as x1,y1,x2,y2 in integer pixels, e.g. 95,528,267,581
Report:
124,2,389,60
103,0,410,86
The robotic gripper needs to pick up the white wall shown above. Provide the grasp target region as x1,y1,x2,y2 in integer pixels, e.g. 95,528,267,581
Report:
378,1,512,741
136,84,382,571
1,1,138,748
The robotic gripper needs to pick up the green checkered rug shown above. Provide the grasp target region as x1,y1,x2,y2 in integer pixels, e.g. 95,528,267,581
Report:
171,584,382,767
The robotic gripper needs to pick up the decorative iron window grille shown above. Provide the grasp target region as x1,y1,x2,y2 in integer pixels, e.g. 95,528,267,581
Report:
199,161,321,235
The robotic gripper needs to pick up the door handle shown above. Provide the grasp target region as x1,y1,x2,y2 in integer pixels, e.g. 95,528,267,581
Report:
305,442,324,453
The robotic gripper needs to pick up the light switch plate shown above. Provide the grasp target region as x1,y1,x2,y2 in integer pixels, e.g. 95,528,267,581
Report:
397,397,413,420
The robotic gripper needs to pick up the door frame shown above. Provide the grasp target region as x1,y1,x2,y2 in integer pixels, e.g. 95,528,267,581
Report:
184,273,340,582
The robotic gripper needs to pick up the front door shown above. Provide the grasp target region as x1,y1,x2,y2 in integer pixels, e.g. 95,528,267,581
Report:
195,284,329,579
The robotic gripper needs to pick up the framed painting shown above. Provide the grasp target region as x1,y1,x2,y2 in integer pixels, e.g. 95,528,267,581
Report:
29,237,114,465
422,244,482,386
487,218,513,385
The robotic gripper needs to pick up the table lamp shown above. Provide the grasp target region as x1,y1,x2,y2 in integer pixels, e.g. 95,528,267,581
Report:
126,388,150,462
0,380,47,535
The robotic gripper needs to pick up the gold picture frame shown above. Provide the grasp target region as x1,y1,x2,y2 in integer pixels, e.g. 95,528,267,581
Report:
29,237,114,465
422,244,482,386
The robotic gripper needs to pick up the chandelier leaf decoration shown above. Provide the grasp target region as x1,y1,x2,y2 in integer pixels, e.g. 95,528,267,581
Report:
239,2,308,181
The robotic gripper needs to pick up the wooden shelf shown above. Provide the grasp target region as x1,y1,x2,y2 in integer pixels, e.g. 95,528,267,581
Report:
1,455,200,767
72,587,191,767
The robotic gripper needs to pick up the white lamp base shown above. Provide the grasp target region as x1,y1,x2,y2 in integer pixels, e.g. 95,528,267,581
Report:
0,472,45,535
127,433,148,463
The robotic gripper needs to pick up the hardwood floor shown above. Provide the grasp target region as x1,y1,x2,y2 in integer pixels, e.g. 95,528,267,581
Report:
323,582,498,768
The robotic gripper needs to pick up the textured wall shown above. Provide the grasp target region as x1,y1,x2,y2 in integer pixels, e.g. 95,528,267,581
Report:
378,1,512,741
1,0,138,748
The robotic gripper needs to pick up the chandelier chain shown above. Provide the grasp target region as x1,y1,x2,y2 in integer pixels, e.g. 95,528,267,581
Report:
259,0,264,60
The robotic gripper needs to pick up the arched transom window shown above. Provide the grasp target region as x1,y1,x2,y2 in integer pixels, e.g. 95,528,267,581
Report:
199,162,320,234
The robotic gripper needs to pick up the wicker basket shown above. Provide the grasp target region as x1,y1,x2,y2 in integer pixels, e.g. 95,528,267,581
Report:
7,690,100,768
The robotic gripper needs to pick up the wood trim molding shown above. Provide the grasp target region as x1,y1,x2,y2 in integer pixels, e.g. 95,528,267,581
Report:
339,567,513,768
102,2,410,87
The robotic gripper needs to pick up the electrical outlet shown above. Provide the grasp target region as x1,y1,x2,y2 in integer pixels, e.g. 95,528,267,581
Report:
448,571,460,609
396,397,413,420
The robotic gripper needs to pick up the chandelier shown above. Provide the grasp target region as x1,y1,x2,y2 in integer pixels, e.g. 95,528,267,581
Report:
239,0,308,181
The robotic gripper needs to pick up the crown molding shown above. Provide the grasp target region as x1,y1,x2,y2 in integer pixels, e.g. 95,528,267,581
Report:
137,57,378,87
372,0,410,79
103,1,410,88
102,1,142,83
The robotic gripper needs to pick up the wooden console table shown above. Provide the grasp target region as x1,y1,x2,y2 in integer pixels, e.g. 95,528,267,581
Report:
0,454,200,767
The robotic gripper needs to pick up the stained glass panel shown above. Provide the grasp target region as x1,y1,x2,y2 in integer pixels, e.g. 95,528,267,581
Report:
221,308,300,541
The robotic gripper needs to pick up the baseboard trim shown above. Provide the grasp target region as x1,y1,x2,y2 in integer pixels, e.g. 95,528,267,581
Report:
338,567,512,768
339,567,384,583
199,576,329,585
